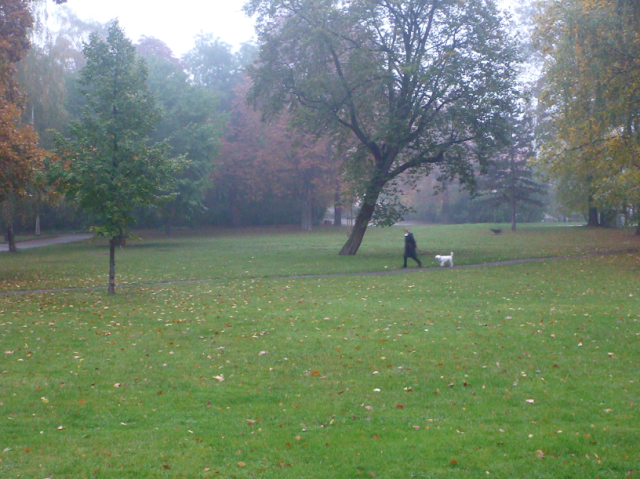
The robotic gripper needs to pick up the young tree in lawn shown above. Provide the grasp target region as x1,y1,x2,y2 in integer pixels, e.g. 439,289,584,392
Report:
51,21,185,294
246,0,519,254
1,0,46,252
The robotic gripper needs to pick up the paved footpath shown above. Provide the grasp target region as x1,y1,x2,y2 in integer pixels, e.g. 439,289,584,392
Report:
0,233,93,252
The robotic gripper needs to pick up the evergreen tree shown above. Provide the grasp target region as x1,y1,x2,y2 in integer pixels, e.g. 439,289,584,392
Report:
478,112,545,231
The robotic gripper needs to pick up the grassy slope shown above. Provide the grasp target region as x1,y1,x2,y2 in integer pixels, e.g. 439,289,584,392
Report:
0,225,639,478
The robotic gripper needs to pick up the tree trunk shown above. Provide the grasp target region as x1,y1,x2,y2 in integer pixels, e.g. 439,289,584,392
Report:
440,185,450,224
338,170,387,255
339,201,377,255
229,187,240,227
6,223,17,253
35,213,41,236
108,238,116,295
511,196,517,232
587,196,599,227
301,186,312,231
334,186,342,226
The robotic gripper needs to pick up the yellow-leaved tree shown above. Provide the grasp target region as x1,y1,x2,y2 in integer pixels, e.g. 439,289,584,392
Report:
534,0,640,232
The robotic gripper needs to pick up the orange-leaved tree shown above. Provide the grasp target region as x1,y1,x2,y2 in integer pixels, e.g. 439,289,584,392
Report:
0,0,45,252
216,82,336,229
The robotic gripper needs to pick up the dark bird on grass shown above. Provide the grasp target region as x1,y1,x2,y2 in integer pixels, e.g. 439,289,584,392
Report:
490,228,502,234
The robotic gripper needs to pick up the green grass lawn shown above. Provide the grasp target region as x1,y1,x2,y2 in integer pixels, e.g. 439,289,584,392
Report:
1,224,639,478
0,223,637,293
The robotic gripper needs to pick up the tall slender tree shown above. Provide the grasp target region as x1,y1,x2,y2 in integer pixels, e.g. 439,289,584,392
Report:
51,21,185,294
0,0,45,252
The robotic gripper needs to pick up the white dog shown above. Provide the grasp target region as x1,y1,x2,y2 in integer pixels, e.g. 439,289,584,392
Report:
435,252,454,267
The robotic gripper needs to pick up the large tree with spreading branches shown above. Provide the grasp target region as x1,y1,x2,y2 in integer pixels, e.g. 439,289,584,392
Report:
245,0,519,254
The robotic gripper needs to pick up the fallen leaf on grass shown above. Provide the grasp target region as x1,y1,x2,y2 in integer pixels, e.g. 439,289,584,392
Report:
536,450,545,459
364,406,373,411
237,462,246,467
213,375,225,382
311,370,320,376
526,399,535,404
396,404,404,409
247,420,256,426
57,425,65,430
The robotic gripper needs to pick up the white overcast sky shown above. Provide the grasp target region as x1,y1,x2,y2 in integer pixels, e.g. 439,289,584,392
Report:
50,0,518,58
53,0,256,56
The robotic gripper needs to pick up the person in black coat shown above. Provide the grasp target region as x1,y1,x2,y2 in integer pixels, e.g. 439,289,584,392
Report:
403,228,422,268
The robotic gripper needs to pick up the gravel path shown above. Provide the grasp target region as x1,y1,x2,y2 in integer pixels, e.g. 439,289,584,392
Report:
0,233,93,252
0,248,635,296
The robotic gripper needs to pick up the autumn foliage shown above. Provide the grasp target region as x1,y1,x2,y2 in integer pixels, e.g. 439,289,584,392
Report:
216,82,336,229
1,0,45,250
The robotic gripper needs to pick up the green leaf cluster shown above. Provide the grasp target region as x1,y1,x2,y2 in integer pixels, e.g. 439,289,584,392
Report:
246,0,520,252
50,21,187,239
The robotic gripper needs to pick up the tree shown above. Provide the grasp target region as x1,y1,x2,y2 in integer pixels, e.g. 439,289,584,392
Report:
17,8,108,147
246,0,519,254
1,0,45,252
51,21,186,294
534,0,640,233
184,35,257,112
478,110,545,231
137,38,221,235
216,82,335,228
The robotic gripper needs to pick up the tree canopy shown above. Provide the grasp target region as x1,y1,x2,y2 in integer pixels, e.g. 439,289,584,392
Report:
51,21,186,292
1,0,45,251
534,0,640,230
246,0,520,254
